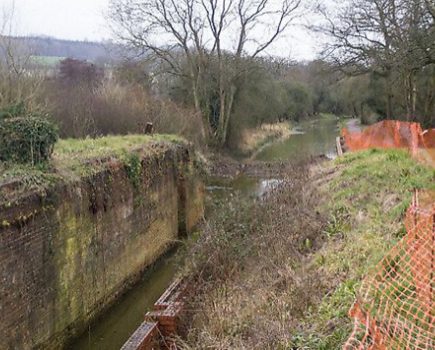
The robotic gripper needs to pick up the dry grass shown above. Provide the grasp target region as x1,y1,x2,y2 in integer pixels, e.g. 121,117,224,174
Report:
178,162,328,349
177,149,434,349
238,122,292,155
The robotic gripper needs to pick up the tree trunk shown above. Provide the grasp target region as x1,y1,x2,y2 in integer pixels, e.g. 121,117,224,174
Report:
404,71,416,121
385,71,393,120
222,85,236,145
411,71,417,119
215,54,227,146
423,68,434,126
217,90,226,143
215,83,236,146
192,79,211,140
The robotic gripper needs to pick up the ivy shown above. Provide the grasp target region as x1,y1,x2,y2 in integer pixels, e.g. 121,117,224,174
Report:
0,102,26,120
0,113,58,165
123,152,142,189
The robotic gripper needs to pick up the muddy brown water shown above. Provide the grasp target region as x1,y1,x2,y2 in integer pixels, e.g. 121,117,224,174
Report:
69,117,342,350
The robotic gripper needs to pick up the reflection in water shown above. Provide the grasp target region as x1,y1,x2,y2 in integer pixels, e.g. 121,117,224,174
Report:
258,179,284,198
69,253,177,350
208,117,340,201
207,177,284,200
206,175,259,203
255,118,339,162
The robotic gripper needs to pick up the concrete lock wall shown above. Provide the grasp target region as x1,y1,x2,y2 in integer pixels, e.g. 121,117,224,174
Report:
0,143,204,349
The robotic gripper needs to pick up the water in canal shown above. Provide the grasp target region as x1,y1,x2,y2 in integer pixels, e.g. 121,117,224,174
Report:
209,117,341,199
255,117,340,162
69,116,342,350
69,253,178,350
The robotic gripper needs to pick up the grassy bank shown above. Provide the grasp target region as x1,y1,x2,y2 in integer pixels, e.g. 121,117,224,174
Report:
0,134,184,197
179,149,434,349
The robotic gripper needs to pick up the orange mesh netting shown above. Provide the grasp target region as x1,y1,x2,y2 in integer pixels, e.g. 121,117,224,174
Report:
341,120,435,167
344,191,435,349
342,120,435,349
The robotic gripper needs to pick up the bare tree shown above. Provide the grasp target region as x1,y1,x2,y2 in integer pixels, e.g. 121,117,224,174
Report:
392,0,435,117
0,1,43,110
425,0,435,20
318,0,434,120
317,0,397,118
109,0,302,145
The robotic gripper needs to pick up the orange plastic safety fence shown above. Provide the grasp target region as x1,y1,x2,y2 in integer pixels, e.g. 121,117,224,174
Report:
342,121,435,349
344,191,435,350
342,120,435,167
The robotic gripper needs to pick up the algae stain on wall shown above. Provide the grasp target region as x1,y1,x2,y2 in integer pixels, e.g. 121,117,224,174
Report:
0,143,204,350
53,196,95,337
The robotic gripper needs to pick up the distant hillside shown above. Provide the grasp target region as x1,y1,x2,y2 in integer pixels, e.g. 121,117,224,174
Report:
8,36,121,63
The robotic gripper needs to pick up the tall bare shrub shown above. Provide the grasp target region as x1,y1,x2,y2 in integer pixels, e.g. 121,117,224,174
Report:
46,60,205,146
0,3,44,111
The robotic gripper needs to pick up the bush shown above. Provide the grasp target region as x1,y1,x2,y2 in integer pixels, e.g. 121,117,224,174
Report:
0,102,26,119
0,116,58,164
46,78,205,148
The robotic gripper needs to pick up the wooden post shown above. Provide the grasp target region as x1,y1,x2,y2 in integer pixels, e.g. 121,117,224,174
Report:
145,123,154,135
336,136,343,156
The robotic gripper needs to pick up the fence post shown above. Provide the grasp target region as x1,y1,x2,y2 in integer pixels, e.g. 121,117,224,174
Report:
145,122,154,135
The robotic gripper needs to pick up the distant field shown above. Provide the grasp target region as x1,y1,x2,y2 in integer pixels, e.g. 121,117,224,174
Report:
29,55,65,66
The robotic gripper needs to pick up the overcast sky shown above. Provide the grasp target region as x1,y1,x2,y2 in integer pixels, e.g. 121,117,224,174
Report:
2,0,321,61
